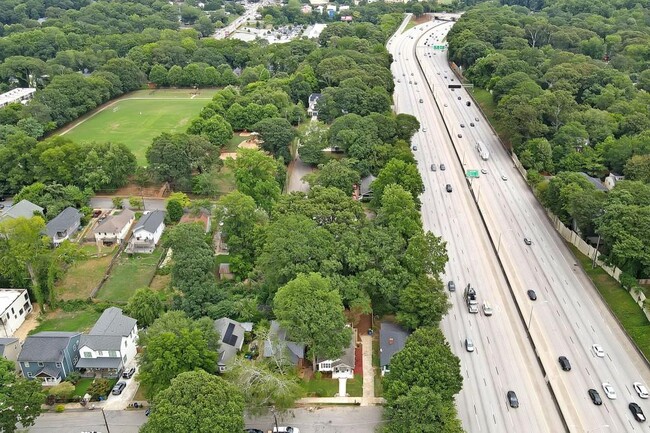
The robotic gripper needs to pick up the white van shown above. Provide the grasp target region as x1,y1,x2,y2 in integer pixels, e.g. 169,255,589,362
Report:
483,302,493,316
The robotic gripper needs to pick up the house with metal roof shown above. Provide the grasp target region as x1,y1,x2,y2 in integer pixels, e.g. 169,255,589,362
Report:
18,332,81,385
45,207,82,246
93,209,135,245
0,199,43,223
76,307,138,378
263,320,306,367
214,317,246,372
126,210,165,254
379,322,409,376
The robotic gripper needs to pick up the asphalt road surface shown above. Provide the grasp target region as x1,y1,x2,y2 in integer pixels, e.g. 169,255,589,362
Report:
389,14,650,433
28,407,383,433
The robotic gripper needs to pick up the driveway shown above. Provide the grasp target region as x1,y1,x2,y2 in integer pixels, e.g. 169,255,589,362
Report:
286,154,314,193
102,363,141,410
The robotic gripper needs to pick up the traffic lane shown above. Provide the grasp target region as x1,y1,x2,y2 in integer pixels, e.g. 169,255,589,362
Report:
28,409,147,433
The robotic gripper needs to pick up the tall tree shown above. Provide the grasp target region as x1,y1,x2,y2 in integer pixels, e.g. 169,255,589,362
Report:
273,272,352,368
252,117,295,162
226,149,283,214
397,276,450,331
140,370,245,433
383,386,464,433
0,358,45,433
125,288,164,328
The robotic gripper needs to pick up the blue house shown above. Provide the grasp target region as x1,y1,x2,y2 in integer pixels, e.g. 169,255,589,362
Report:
18,332,81,386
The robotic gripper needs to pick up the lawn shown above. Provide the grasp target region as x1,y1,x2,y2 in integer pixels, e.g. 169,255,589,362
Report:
569,245,650,359
97,249,164,303
149,274,171,292
62,89,217,165
301,374,363,397
56,254,114,300
73,378,95,397
80,243,115,258
224,133,249,152
31,308,101,334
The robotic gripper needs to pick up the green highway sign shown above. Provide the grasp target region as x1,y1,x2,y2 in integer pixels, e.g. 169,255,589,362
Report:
432,45,446,50
466,170,480,178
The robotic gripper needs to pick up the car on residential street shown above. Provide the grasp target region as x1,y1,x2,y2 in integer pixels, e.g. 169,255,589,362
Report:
122,367,136,379
112,381,127,395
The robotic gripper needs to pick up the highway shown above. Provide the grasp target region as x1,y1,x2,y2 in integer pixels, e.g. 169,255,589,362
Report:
389,14,650,433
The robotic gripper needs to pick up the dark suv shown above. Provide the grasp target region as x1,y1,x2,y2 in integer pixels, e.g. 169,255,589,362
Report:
507,391,519,408
558,356,571,371
446,184,452,193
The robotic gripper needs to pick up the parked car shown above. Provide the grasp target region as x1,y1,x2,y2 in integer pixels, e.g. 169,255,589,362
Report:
634,382,649,399
629,402,646,422
592,344,605,358
245,430,264,433
602,382,616,399
272,427,300,433
122,367,136,379
507,391,519,408
111,381,126,395
558,356,571,371
588,389,602,405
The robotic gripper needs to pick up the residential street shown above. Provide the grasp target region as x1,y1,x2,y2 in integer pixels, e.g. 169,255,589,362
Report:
27,407,384,433
90,197,166,211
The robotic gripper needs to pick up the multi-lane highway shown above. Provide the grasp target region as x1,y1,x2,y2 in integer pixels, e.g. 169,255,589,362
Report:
389,14,650,433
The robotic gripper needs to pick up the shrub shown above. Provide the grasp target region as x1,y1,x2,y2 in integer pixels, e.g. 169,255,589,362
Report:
66,371,82,385
49,382,75,401
620,273,638,291
55,404,65,413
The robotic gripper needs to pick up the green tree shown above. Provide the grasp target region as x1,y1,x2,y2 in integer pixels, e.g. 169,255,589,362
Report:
87,378,111,400
383,386,464,433
371,159,424,208
149,64,168,87
397,277,450,331
0,358,45,433
403,232,449,277
252,117,295,161
273,272,352,367
376,184,422,241
194,15,216,37
129,196,144,210
312,160,360,196
383,327,462,401
624,155,650,183
141,370,245,433
226,148,283,214
125,288,164,328
166,200,184,223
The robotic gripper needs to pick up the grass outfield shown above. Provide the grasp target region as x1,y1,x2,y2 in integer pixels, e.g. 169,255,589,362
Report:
62,89,217,165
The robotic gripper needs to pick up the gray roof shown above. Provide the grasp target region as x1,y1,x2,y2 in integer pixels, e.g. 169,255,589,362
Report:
75,356,123,369
93,209,135,234
308,93,322,104
214,317,246,366
45,207,82,237
18,332,80,362
379,322,409,368
0,337,18,357
0,200,43,221
133,210,165,234
80,335,122,351
35,365,62,379
317,331,355,368
578,172,608,192
263,320,306,365
360,175,377,196
89,307,136,337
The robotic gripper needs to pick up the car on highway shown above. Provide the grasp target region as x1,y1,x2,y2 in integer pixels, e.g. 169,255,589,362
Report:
558,356,571,371
445,184,452,193
592,344,605,358
602,382,616,399
397,79,400,83
524,238,532,245
457,96,461,100
122,367,136,379
444,103,448,107
111,381,126,395
412,145,417,151
507,391,519,408
483,302,493,316
470,122,475,127
457,133,462,138
409,81,412,84
465,338,475,352
440,164,445,171
588,389,602,405
629,403,646,422
419,98,423,103
431,164,436,171
272,427,300,433
460,123,465,128
411,72,414,76
527,290,537,301
448,280,456,291
501,174,508,181
414,81,417,85
422,127,427,132
481,168,488,174
634,382,649,398
475,117,480,121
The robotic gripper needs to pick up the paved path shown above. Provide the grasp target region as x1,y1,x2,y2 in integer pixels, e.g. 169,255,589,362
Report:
360,335,375,406
285,154,313,193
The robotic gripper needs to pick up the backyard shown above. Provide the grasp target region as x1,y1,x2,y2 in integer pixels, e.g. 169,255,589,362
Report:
97,249,164,303
56,253,114,300
61,89,217,165
31,308,102,335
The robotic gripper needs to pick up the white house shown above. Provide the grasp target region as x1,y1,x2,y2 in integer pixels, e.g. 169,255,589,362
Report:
93,209,135,245
307,93,322,117
45,207,82,246
0,289,33,338
316,327,356,380
76,307,138,378
0,88,36,109
604,173,624,191
126,210,165,254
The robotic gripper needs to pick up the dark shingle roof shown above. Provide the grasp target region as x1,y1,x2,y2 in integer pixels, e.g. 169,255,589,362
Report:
80,335,122,351
93,209,135,234
379,322,409,367
263,320,306,364
133,210,165,234
89,307,136,337
45,207,82,237
578,172,608,192
18,332,80,362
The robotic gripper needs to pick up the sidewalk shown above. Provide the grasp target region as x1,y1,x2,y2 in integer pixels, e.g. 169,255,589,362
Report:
360,334,375,406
